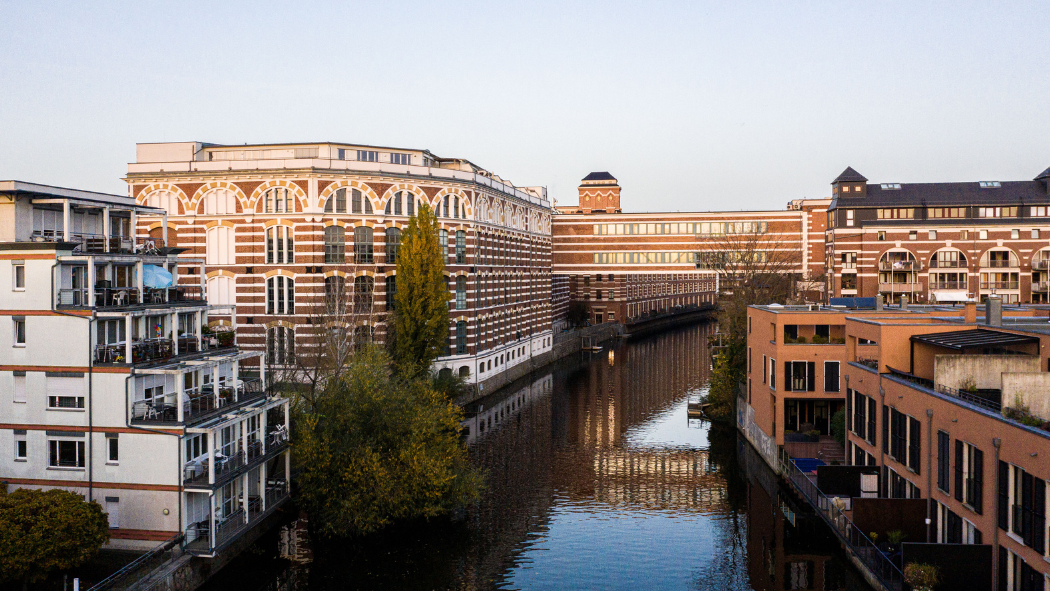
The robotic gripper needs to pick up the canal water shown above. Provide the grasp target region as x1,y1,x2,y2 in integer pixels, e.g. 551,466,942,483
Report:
201,322,873,591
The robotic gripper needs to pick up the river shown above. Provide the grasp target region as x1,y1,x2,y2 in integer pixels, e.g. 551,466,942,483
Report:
201,322,873,591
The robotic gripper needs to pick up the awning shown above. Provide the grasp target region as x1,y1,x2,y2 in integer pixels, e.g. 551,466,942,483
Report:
930,290,971,303
143,264,173,288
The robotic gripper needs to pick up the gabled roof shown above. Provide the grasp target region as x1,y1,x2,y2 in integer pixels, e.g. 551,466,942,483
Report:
833,167,868,184
582,172,617,182
910,328,1039,351
1036,167,1050,181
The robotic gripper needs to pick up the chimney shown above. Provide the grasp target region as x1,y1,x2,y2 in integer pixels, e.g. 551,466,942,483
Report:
964,301,977,324
875,294,884,311
899,295,908,310
986,295,1002,327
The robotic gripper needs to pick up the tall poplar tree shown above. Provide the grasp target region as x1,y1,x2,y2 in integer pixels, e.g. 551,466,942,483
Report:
392,202,449,374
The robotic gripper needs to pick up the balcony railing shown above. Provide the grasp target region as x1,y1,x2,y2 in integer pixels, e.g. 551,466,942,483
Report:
935,385,1002,412
856,357,879,370
984,259,1017,268
878,282,921,292
930,281,968,290
134,379,266,427
879,261,919,271
980,281,1019,290
30,231,165,255
1033,281,1050,293
1033,260,1050,271
929,259,967,269
184,485,290,555
96,338,173,364
57,285,204,309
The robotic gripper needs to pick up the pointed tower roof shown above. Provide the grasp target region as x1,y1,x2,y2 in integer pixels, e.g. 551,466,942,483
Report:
833,167,868,183
582,171,617,182
1035,166,1050,181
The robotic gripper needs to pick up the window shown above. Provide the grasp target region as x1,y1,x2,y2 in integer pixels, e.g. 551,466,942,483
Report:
385,191,414,216
455,231,466,264
978,206,1017,218
841,274,857,290
202,188,236,215
48,438,85,468
13,317,25,346
937,430,950,493
841,252,857,269
761,355,766,383
456,276,467,310
979,229,988,240
877,208,915,219
769,358,776,389
877,231,886,241
845,209,854,227
13,371,26,403
107,434,119,463
13,264,25,290
357,150,378,162
787,361,814,392
353,276,374,314
961,230,969,240
908,231,917,240
263,187,293,213
852,390,867,440
266,276,294,315
265,226,293,265
324,226,345,264
1011,229,1020,239
954,439,983,514
386,275,397,311
456,320,467,354
453,196,460,218
928,230,937,240
442,195,450,218
354,227,374,264
47,375,85,409
206,226,235,265
928,207,966,218
266,326,295,365
14,430,27,461
391,153,410,165
824,361,840,392
326,188,347,213
324,276,345,312
206,275,234,306
1032,229,1040,239
385,228,401,263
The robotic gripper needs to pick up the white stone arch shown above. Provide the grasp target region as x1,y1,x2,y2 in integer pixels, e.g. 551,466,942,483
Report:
380,183,425,216
248,180,308,213
319,180,380,214
138,183,188,216
196,183,241,215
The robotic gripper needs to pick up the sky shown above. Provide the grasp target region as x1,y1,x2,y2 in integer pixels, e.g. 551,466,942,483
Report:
1,1,1048,212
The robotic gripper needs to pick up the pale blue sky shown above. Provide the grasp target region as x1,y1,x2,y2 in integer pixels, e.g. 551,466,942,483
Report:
2,1,1048,211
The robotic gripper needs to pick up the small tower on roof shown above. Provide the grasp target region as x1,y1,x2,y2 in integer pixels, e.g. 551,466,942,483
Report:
578,172,621,213
832,166,868,198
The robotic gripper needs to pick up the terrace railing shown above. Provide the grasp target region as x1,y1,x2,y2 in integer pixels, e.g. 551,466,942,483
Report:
85,533,184,591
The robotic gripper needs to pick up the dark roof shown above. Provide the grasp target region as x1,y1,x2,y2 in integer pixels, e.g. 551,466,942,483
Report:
829,179,1050,210
1036,167,1050,181
582,172,616,182
910,328,1039,351
833,167,867,183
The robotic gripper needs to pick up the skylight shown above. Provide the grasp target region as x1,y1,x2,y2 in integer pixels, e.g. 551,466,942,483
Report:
880,183,901,190
979,181,1001,188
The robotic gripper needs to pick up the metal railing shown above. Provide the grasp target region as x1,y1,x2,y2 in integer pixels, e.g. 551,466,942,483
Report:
1033,260,1050,271
935,384,1002,412
980,281,1019,290
782,456,903,591
878,282,921,292
984,259,1017,268
58,285,204,309
1033,281,1050,293
929,281,967,290
855,357,879,370
85,533,184,591
879,261,919,271
929,259,967,269
30,231,166,255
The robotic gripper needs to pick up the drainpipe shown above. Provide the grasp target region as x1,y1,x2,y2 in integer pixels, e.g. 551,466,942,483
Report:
992,437,1002,587
878,382,886,497
926,408,933,542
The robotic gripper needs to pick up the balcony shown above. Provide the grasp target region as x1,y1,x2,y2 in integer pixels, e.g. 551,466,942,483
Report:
1033,282,1050,293
184,485,289,556
980,281,1019,290
878,282,921,292
1033,260,1050,271
879,261,920,271
132,379,265,426
930,281,967,290
183,428,289,488
856,357,879,370
57,285,204,309
31,231,165,255
983,260,1017,269
929,259,967,269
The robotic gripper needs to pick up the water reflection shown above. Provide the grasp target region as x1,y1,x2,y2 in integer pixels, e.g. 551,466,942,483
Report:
200,322,871,591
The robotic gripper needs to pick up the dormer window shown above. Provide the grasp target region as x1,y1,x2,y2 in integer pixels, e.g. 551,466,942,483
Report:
842,186,850,193
979,181,1001,188
854,185,862,192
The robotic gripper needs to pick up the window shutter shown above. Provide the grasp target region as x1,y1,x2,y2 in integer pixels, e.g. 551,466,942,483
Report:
1033,478,1046,554
909,417,921,475
867,398,876,445
954,440,964,502
997,546,1008,591
1022,472,1034,548
972,447,983,514
882,405,889,454
806,362,815,391
998,461,1009,531
784,361,790,392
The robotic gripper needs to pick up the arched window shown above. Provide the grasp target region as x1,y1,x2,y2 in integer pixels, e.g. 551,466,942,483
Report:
325,188,347,213
455,231,466,264
453,196,460,219
265,226,293,264
456,320,467,354
459,366,469,378
439,229,448,257
385,227,401,263
324,275,345,313
456,276,467,310
406,193,415,216
205,226,234,265
263,187,293,213
354,189,371,214
266,276,294,315
146,190,180,214
353,276,374,314
202,188,237,215
443,195,450,217
385,191,414,216
266,326,295,365
386,275,397,311
354,227,374,264
206,275,234,306
324,226,345,264
354,325,373,346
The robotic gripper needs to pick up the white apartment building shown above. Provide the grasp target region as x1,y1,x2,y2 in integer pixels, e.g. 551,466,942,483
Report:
0,181,290,555
124,141,555,387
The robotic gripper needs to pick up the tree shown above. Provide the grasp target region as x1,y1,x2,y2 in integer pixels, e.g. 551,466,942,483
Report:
292,345,482,537
392,202,449,375
699,226,801,420
830,408,846,447
0,487,110,589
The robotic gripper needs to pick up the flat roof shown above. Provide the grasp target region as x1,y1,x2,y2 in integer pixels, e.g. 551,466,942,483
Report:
910,328,1040,351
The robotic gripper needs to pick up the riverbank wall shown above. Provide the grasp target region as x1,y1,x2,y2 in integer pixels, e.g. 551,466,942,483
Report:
623,306,716,339
457,322,623,406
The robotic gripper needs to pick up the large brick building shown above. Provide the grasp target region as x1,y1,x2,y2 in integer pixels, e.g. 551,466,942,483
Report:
825,165,1050,305
126,142,554,385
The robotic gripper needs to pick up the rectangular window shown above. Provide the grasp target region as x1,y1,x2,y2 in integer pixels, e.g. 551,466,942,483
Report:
13,371,26,403
266,226,294,264
852,390,866,440
1032,229,1040,239
13,264,25,290
867,398,877,446
13,317,25,346
824,361,840,392
107,434,119,463
48,439,85,468
937,430,950,493
762,355,767,384
909,231,917,240
357,150,378,162
47,375,85,410
1011,229,1020,239
323,226,345,264
928,230,937,240
14,430,27,461
841,252,857,269
390,153,411,165
978,207,1018,218
961,230,969,240
979,229,988,239
877,208,915,219
769,358,776,390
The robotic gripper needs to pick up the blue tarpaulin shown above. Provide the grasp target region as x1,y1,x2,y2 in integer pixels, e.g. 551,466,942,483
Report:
143,265,173,288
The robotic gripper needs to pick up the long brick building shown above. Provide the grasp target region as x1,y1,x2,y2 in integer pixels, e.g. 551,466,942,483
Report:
126,141,554,385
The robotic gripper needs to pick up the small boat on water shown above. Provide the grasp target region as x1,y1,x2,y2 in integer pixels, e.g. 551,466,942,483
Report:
582,335,603,352
687,401,710,418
